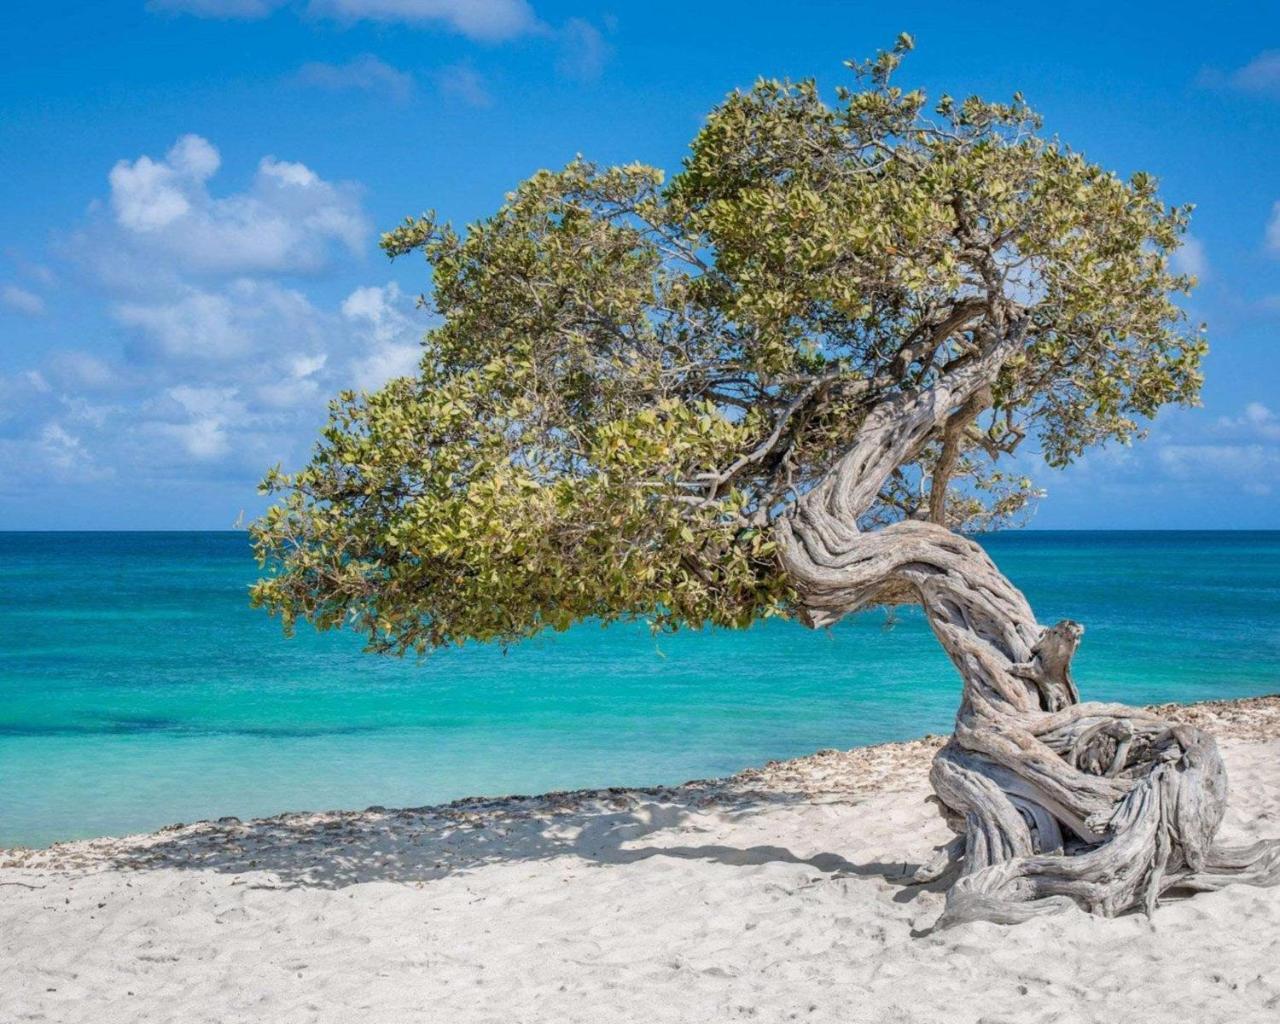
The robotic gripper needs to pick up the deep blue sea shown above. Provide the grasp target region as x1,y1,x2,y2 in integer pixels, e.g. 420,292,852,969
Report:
2,531,1278,848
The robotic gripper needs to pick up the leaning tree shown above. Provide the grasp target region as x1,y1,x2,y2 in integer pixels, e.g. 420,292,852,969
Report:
253,39,1280,926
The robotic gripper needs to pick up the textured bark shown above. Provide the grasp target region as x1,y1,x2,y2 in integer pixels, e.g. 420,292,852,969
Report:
776,336,1280,927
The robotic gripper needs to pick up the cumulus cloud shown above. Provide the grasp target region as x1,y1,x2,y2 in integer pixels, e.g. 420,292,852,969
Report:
0,134,433,510
76,276,420,477
294,55,414,102
99,134,367,279
342,282,422,389
160,385,247,459
114,289,244,359
113,279,325,361
1,283,45,315
254,352,328,409
7,278,419,486
109,134,217,230
153,0,540,41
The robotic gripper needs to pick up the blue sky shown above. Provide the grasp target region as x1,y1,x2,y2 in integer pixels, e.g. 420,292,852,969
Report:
1,0,1278,530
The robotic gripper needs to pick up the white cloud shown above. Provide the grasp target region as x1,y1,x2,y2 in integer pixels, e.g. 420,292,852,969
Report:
341,284,392,321
171,417,231,459
1217,402,1280,442
1200,50,1280,97
437,63,492,108
310,0,539,40
1147,401,1280,497
19,275,423,479
157,385,248,459
154,0,541,40
351,346,420,392
102,134,367,278
1171,235,1208,280
255,381,318,409
295,54,412,101
342,282,422,389
109,134,217,231
1266,201,1280,255
556,18,610,82
294,55,414,102
115,288,243,358
45,351,118,391
1047,400,1280,508
255,352,327,408
37,422,113,479
113,279,326,361
1157,443,1280,495
1,283,45,315
2,133,436,510
1234,51,1280,95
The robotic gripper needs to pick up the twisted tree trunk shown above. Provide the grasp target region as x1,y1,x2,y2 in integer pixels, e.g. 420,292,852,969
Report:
776,335,1280,927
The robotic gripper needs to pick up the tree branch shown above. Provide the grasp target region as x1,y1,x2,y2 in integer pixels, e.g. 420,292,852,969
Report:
928,386,989,524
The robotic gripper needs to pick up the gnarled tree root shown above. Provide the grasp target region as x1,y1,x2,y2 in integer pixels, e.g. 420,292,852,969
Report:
929,726,1280,927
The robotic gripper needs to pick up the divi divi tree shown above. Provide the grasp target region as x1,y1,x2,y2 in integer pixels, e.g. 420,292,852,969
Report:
254,39,1280,925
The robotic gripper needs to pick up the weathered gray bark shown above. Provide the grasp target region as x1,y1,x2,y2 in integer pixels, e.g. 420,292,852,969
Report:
776,331,1280,927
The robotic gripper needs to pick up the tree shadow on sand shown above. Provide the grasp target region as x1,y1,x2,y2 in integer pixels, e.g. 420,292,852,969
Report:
103,780,942,903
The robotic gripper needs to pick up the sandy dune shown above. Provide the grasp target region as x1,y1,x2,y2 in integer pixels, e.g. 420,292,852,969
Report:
3,697,1279,1023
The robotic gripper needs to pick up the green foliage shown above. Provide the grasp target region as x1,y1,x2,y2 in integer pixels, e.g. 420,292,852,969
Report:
252,40,1204,652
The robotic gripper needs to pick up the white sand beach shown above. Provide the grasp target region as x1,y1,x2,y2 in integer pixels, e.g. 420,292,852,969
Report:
3,696,1279,1024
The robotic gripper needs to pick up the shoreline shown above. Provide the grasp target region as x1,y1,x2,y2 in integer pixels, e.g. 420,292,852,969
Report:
3,693,1279,1022
6,692,1279,868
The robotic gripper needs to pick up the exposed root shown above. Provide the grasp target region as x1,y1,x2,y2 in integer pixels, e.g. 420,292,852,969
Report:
932,725,1280,927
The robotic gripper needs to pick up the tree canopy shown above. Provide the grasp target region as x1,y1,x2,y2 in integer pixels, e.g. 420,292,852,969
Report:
251,37,1204,654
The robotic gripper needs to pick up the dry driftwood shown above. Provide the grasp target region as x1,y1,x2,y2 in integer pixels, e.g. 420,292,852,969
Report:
777,328,1280,927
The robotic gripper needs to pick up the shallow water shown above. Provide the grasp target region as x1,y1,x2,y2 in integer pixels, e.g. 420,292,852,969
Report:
2,531,1278,847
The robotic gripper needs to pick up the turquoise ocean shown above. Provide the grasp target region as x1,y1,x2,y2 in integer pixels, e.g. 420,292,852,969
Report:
2,531,1278,848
